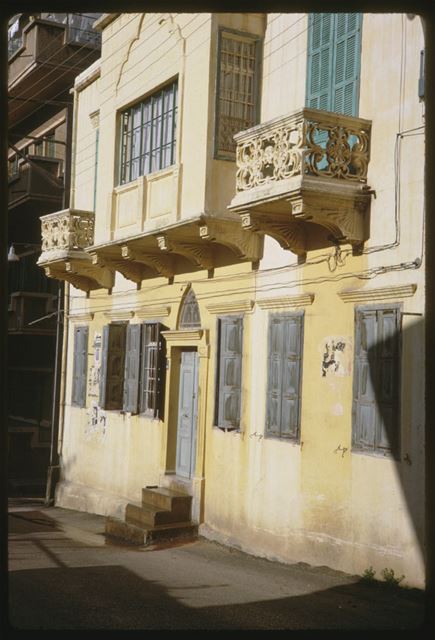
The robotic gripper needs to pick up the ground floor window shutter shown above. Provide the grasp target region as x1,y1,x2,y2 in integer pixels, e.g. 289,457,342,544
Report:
123,324,141,413
71,325,88,407
352,306,401,456
216,316,243,429
266,313,303,440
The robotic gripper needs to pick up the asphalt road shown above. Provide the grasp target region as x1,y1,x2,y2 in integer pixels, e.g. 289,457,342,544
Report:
6,498,426,631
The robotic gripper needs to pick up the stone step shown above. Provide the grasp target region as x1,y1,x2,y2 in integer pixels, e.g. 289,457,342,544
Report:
105,516,198,546
142,486,192,512
125,501,191,528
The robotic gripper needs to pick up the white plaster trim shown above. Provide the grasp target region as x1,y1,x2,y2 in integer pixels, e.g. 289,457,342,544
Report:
103,310,134,321
256,293,314,310
68,312,94,322
135,306,171,319
338,284,417,303
206,300,254,314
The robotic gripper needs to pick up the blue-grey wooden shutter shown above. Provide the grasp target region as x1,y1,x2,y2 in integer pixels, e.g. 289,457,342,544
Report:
266,314,303,439
99,325,109,408
123,324,141,413
353,307,400,454
99,324,126,410
266,317,284,436
281,315,303,439
376,308,400,454
217,316,243,429
306,13,362,117
72,325,88,407
353,309,377,450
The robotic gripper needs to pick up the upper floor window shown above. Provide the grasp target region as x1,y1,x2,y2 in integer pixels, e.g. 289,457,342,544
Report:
215,29,262,158
119,80,178,185
306,13,362,117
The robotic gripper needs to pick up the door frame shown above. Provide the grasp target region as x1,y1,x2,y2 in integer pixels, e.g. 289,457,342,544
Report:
159,328,210,523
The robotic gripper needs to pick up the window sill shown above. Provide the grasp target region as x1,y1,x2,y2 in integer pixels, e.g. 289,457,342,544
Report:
116,163,179,192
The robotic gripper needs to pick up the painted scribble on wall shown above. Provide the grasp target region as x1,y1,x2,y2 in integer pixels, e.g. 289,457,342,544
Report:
320,336,352,377
85,331,107,439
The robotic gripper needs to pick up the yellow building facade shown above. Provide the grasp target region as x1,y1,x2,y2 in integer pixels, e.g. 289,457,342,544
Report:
38,13,426,587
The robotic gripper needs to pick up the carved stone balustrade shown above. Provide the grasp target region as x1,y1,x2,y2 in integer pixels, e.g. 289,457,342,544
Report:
228,107,374,257
38,209,114,292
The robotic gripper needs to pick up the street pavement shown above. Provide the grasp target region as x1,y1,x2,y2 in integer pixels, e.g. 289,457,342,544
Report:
6,497,426,631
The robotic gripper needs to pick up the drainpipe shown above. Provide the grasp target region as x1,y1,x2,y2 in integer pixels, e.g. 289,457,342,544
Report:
45,99,73,505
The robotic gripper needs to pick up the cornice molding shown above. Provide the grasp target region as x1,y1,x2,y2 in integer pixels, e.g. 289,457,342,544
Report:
135,306,171,319
68,312,94,322
103,310,134,321
206,300,254,314
256,293,314,310
162,329,204,342
338,284,417,303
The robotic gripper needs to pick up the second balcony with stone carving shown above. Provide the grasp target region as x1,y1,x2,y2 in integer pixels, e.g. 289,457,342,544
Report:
228,107,374,258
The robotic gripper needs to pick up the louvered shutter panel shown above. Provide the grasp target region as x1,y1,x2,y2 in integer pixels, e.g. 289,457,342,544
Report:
78,326,89,408
376,308,400,454
155,323,167,419
353,309,377,450
72,326,89,407
281,316,303,438
99,325,109,408
266,317,284,436
332,13,362,116
307,13,334,111
218,317,243,429
123,324,141,413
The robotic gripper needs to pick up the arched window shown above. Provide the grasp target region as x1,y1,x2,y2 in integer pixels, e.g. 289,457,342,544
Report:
178,288,201,329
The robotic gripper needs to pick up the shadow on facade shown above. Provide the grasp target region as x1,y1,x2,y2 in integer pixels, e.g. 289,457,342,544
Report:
365,316,425,559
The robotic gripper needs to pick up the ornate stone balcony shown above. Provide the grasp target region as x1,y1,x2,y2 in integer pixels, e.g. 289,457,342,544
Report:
38,209,114,292
228,107,373,257
38,209,263,292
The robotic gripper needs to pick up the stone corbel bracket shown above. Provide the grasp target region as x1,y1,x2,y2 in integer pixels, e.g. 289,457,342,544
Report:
198,218,263,263
121,244,175,279
156,234,215,270
43,256,114,292
240,210,307,257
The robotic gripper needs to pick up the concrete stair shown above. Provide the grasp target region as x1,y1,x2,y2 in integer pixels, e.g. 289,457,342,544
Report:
105,487,197,546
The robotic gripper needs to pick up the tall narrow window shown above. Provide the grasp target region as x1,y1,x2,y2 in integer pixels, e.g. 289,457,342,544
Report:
71,325,89,407
265,313,304,440
306,13,362,117
139,322,167,418
352,306,401,457
99,323,127,410
119,80,178,185
215,29,262,158
215,316,243,429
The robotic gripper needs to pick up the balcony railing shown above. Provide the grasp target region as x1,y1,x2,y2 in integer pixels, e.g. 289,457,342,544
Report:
39,209,95,261
229,107,373,256
235,107,371,193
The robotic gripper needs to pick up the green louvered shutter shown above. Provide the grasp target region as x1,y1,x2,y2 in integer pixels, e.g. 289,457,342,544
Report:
217,317,243,429
72,325,88,408
123,324,141,413
307,13,362,117
307,13,334,111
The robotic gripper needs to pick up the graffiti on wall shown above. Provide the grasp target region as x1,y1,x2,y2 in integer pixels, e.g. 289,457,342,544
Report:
320,336,352,378
85,332,107,440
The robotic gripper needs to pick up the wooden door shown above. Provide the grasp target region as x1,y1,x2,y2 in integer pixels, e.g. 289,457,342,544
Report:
176,351,199,478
